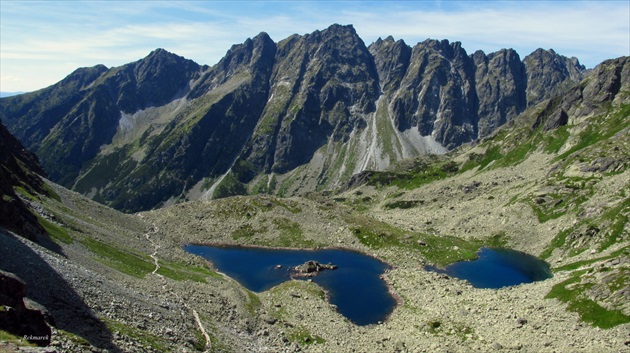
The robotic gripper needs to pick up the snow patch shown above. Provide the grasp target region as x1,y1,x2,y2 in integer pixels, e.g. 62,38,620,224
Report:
203,171,228,201
267,173,275,189
118,111,134,133
400,127,448,155
114,96,189,146
201,133,251,200
358,97,387,171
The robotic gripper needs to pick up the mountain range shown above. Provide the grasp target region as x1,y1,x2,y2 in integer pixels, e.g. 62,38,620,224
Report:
0,24,586,212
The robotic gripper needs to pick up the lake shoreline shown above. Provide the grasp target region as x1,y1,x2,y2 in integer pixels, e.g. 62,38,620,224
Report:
183,242,403,325
426,247,553,289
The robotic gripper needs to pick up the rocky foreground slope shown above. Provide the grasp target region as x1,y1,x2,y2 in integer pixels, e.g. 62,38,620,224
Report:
0,54,628,353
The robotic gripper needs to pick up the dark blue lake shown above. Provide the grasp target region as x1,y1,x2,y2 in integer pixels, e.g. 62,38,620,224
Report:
183,245,397,326
426,247,552,289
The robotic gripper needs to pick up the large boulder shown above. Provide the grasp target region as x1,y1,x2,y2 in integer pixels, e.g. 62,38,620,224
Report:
0,270,52,346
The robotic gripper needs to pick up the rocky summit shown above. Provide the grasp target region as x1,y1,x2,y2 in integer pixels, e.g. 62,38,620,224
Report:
0,24,586,212
0,24,628,353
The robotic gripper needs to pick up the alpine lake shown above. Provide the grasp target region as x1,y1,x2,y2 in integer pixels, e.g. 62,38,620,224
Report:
426,247,553,289
184,245,552,325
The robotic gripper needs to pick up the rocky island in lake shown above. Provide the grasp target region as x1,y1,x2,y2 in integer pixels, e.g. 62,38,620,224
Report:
292,260,338,277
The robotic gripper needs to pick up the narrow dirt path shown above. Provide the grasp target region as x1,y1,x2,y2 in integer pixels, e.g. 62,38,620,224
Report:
143,222,162,276
192,309,212,351
171,286,212,351
138,215,212,350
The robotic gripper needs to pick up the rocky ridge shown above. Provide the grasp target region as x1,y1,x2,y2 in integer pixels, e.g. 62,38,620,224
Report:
1,24,586,212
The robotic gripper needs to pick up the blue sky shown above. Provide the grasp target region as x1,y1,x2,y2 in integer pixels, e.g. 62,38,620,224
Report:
1,0,629,92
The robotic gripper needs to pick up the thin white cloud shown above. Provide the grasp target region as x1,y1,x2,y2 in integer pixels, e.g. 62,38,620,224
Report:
0,74,23,84
1,1,628,92
344,2,628,63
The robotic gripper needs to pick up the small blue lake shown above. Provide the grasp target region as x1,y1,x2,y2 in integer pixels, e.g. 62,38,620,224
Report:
183,245,397,326
426,247,553,289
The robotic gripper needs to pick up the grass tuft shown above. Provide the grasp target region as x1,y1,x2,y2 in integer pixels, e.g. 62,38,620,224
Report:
80,237,154,278
38,216,73,244
546,270,630,328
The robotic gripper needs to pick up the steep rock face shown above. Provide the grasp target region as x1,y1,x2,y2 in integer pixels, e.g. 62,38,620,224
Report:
370,39,553,149
532,56,629,131
369,36,412,92
473,49,527,138
0,24,591,211
393,40,478,148
581,57,628,104
1,50,201,185
104,48,202,113
370,38,481,149
0,122,47,240
524,48,586,106
242,24,379,175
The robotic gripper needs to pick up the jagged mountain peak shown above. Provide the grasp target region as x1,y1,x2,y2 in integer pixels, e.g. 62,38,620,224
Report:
383,35,396,42
530,47,557,56
129,48,200,81
62,64,109,86
189,30,277,99
132,47,199,72
103,49,200,113
146,47,175,58
250,31,275,47
299,24,365,54
370,35,407,48
317,23,357,35
230,31,275,52
219,31,276,68
302,23,362,46
524,47,587,106
369,35,412,92
526,48,586,71
417,38,463,54
487,48,520,61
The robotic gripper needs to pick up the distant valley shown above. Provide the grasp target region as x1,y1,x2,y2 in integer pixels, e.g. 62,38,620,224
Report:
0,92,25,98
